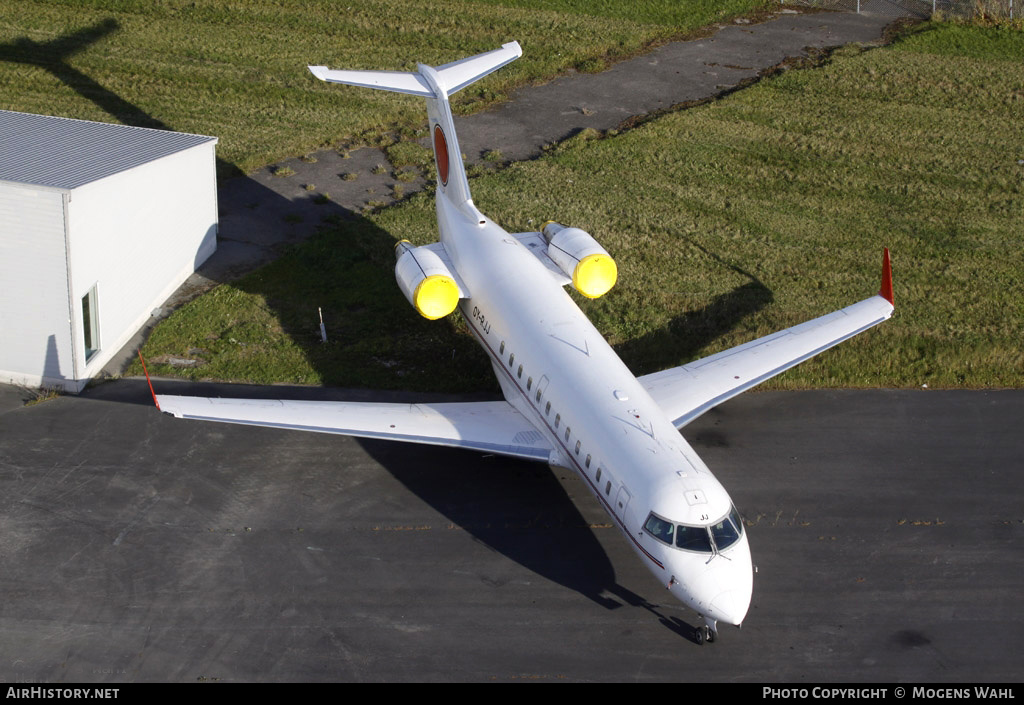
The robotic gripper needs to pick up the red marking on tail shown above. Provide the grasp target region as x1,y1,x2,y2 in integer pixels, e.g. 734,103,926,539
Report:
879,248,894,306
433,124,449,187
137,351,160,410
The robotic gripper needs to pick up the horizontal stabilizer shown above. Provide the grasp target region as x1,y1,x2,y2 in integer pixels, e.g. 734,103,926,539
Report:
308,41,521,99
307,66,434,97
435,41,522,96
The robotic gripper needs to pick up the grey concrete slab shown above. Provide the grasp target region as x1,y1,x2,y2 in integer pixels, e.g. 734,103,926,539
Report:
1,385,1020,681
451,12,900,163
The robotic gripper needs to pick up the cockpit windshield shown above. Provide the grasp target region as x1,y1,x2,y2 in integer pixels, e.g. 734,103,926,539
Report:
709,505,744,551
643,514,674,544
675,524,712,552
643,505,745,554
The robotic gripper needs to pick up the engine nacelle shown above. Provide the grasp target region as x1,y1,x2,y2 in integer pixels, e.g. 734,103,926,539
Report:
541,222,617,299
394,240,461,320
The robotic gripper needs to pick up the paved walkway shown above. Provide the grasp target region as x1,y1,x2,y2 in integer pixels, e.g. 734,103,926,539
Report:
100,7,907,379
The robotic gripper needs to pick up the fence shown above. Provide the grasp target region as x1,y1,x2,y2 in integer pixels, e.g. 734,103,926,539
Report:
780,0,1015,19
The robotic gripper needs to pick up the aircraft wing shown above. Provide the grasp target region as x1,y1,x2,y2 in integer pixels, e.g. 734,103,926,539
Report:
640,250,894,429
154,395,553,462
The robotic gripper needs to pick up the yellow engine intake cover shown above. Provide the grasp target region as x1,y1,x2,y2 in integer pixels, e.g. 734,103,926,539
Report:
414,274,460,319
573,254,617,299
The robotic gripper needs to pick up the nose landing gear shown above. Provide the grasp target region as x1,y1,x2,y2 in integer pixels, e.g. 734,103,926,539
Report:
694,620,717,645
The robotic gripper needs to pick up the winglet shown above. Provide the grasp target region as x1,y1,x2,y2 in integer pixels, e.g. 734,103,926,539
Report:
878,248,894,306
137,350,160,411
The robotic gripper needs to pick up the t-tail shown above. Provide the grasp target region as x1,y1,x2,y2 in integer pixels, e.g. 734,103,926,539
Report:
309,42,522,229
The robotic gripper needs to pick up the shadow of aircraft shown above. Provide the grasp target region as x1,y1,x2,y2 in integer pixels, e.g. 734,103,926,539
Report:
86,376,625,610
0,19,172,133
615,248,773,377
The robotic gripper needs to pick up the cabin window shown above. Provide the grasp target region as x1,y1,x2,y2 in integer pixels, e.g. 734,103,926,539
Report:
554,413,560,428
517,364,523,378
574,440,581,455
564,427,571,441
508,353,514,366
500,341,505,354
596,468,602,482
545,401,551,415
527,377,533,390
605,481,611,495
585,454,591,468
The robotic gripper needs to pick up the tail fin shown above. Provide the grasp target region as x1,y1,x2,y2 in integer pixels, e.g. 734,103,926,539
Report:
309,42,522,222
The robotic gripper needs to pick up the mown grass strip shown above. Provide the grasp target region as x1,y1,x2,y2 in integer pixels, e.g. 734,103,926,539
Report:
0,0,768,177
133,22,1024,392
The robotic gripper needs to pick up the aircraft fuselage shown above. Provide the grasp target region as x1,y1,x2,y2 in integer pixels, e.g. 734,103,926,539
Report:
439,193,754,632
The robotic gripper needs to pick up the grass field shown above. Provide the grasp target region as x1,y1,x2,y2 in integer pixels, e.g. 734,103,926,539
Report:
129,20,1024,393
0,0,767,177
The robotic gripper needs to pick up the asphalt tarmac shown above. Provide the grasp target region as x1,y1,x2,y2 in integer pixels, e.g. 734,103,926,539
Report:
3,6,1020,684
1,383,1021,682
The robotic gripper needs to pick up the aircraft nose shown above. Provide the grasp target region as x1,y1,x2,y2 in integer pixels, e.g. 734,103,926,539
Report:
710,588,751,627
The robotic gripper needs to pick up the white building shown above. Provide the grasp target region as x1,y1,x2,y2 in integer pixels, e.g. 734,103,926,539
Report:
0,110,218,392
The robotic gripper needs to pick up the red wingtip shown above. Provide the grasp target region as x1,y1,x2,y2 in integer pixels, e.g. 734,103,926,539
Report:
137,350,160,411
878,247,894,307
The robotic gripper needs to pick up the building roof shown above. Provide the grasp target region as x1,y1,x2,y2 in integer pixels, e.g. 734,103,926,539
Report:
0,110,216,191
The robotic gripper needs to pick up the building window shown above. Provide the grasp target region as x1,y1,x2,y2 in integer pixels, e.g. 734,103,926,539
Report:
82,285,100,362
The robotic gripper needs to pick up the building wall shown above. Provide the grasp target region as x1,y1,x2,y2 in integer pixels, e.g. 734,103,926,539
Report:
0,140,217,392
0,183,75,389
65,142,217,382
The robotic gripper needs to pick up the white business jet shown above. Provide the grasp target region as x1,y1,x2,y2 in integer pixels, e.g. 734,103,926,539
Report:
149,42,893,643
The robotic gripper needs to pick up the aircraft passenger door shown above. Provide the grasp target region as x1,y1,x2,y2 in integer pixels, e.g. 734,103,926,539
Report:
613,485,632,527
